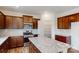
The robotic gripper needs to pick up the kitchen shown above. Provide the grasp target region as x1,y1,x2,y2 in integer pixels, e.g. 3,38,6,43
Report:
0,6,79,53
0,7,39,53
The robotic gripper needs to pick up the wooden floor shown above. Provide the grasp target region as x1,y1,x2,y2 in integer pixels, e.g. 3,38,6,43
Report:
7,47,29,53
7,43,29,53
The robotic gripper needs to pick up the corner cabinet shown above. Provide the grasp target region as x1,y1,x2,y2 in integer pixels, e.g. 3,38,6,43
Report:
0,11,5,29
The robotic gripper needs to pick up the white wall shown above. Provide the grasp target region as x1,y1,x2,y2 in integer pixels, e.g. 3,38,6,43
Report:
71,22,79,50
56,7,79,36
0,29,38,36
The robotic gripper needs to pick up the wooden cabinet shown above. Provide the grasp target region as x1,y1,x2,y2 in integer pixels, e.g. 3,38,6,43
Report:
5,15,23,29
9,37,17,48
63,16,70,29
57,13,79,29
57,17,70,29
0,36,24,53
0,11,5,29
23,15,33,23
69,15,77,22
9,36,24,49
13,17,24,29
29,41,41,53
5,16,13,28
33,18,39,29
16,36,24,47
57,17,63,29
76,14,79,21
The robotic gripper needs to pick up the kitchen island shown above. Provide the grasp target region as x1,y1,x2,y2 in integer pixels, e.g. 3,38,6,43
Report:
29,36,70,53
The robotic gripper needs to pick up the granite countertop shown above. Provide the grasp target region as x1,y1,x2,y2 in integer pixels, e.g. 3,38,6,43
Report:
29,36,70,53
0,36,9,45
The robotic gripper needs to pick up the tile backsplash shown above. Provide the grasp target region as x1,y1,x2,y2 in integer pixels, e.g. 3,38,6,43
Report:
0,29,38,36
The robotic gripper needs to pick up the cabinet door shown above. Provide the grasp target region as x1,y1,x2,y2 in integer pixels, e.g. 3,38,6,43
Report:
23,15,33,23
69,15,77,22
33,18,39,29
13,17,23,29
5,16,13,29
9,37,17,48
63,16,70,29
76,14,79,21
57,17,63,29
0,12,5,29
16,36,24,47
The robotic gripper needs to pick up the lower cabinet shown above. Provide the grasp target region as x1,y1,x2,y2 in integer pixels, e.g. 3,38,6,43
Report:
9,36,24,49
0,36,24,53
29,41,41,53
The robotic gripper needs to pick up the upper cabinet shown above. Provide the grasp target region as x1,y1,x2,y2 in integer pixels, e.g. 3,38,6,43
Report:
23,15,39,29
0,11,5,29
33,18,40,29
5,16,13,29
75,14,79,21
23,15,33,23
5,15,24,29
57,17,63,29
0,11,39,29
12,17,24,29
62,16,70,29
57,13,79,29
69,14,77,22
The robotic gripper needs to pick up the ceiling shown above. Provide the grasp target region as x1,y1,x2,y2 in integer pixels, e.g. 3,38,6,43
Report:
0,6,79,15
